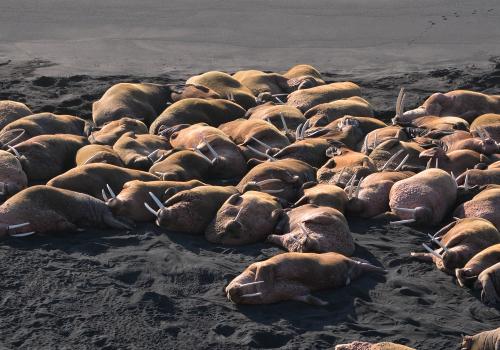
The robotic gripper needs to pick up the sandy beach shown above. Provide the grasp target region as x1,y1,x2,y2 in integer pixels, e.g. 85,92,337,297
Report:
1,1,500,349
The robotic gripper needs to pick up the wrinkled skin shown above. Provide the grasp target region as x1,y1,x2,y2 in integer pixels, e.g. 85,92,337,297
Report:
317,144,377,187
1,113,91,145
347,171,413,218
47,163,158,199
268,204,355,255
410,116,470,132
455,244,500,288
88,117,149,145
456,168,500,188
113,132,170,170
476,262,500,307
92,83,172,126
225,252,385,305
155,185,239,235
461,327,500,350
335,342,415,350
75,144,124,167
171,84,221,102
13,134,88,182
286,82,362,113
150,98,246,134
369,139,426,172
237,159,316,204
400,90,500,124
305,96,374,127
294,183,348,213
149,149,212,181
389,168,457,226
419,147,483,176
412,218,500,274
107,179,205,222
246,102,306,138
232,69,291,96
0,100,32,131
219,119,290,160
205,191,283,245
186,71,256,109
0,185,130,237
454,185,500,230
0,150,28,201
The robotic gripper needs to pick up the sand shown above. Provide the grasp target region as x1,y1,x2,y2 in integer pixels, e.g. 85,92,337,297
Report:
1,1,500,349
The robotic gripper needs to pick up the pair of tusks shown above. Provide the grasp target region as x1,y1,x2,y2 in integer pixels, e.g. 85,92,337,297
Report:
229,280,265,300
246,142,277,162
0,128,25,148
195,137,220,164
144,191,165,217
272,94,288,104
421,231,450,260
247,178,284,194
392,87,406,125
345,174,364,200
7,222,35,238
6,144,20,157
390,207,420,225
455,170,472,190
147,149,164,164
425,157,440,170
337,116,360,130
378,149,410,172
295,119,310,141
101,184,117,202
362,131,378,153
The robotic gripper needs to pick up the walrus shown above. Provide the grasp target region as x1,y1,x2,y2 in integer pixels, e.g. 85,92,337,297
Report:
0,150,28,201
293,183,349,213
454,185,500,230
106,179,205,222
112,132,171,170
455,243,500,288
335,342,415,350
186,71,256,109
149,149,213,182
305,96,374,127
88,117,149,146
232,69,291,96
0,185,130,238
92,83,172,126
410,115,470,133
47,163,159,199
286,82,362,113
361,126,410,154
10,134,88,182
419,147,483,177
246,102,306,139
150,98,246,134
389,168,457,226
282,64,325,89
75,144,124,167
368,139,425,173
461,327,500,350
146,185,239,235
470,113,500,142
225,252,386,305
474,262,500,307
267,204,355,255
411,218,500,274
170,84,221,102
272,138,332,168
237,158,316,204
400,90,500,124
205,191,283,245
0,112,92,145
0,100,32,131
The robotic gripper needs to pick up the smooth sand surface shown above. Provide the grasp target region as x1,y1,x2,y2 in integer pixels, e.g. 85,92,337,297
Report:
0,0,499,76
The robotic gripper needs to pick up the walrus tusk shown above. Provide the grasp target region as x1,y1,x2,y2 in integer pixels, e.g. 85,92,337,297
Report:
250,137,272,151
274,96,284,104
194,148,214,164
353,177,364,199
201,137,219,160
450,171,456,181
238,281,265,288
10,231,35,238
334,167,345,184
2,128,25,147
144,202,159,217
394,154,410,171
83,152,102,165
246,145,276,161
428,234,449,253
344,173,356,189
300,119,310,139
8,223,31,229
432,219,458,239
7,145,20,157
255,179,282,186
102,189,109,201
279,113,289,133
147,149,160,163
426,158,432,169
463,171,470,190
422,243,443,260
295,123,303,141
106,184,116,199
261,188,285,194
390,218,416,225
435,158,439,169
0,182,5,195
240,292,262,298
148,192,165,209
380,149,404,171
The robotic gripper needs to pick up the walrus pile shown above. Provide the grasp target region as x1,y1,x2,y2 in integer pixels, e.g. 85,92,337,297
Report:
1,64,499,348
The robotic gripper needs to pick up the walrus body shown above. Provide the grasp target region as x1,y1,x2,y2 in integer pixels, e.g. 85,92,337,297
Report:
75,144,124,167
335,342,415,350
454,186,500,230
113,132,170,170
0,100,32,131
305,96,374,127
455,244,500,288
0,150,28,201
286,82,361,112
88,117,149,146
461,327,500,350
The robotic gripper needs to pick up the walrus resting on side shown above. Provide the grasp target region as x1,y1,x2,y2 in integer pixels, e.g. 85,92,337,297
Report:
0,185,131,238
455,243,500,288
461,327,500,350
475,262,500,307
225,252,386,305
335,341,415,350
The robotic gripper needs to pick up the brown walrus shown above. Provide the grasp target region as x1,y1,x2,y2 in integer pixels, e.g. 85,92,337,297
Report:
461,327,500,350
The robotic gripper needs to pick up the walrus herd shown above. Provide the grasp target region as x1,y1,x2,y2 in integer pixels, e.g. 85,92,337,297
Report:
1,64,499,348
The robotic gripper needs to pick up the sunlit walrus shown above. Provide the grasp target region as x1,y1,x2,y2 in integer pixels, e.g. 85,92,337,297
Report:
282,64,325,89
92,83,172,126
0,100,32,131
225,252,386,305
112,132,170,170
335,341,415,350
0,185,130,238
455,243,500,288
454,185,500,230
149,149,213,182
419,147,483,177
0,150,28,201
461,327,500,350
305,96,374,127
232,69,291,96
75,144,124,167
389,168,457,226
293,183,348,213
88,117,149,146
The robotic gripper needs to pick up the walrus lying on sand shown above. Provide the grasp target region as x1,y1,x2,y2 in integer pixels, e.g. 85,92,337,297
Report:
225,252,385,305
461,327,500,350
